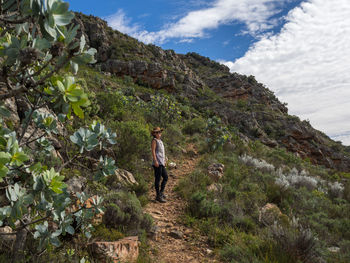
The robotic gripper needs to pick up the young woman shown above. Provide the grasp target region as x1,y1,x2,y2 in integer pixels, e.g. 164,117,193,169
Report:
151,127,168,203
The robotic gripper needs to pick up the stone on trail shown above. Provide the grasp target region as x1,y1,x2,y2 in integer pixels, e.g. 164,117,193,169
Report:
169,230,184,239
168,162,177,169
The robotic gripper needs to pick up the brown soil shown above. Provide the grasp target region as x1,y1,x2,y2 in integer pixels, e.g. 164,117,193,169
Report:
144,145,221,263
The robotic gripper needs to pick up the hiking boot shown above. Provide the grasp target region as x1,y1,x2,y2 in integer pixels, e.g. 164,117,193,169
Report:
160,192,167,199
156,195,166,203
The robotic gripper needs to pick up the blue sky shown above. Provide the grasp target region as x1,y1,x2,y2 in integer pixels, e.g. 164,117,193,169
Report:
66,0,350,146
67,0,302,61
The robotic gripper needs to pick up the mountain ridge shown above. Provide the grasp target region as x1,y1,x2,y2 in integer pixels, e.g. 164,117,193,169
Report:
74,13,350,172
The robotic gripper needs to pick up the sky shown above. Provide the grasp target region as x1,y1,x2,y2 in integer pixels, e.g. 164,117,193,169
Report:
67,0,350,146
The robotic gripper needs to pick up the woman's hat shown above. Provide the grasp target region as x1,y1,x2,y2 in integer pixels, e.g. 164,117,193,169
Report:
151,127,164,135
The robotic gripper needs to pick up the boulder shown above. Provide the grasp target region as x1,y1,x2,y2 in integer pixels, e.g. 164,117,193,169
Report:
259,203,282,226
114,169,138,186
207,163,225,181
89,236,139,263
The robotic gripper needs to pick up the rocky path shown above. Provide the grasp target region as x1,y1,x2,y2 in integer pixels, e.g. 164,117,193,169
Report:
144,146,221,263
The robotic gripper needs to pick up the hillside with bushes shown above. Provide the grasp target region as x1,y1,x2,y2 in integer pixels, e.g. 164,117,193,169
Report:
0,2,349,262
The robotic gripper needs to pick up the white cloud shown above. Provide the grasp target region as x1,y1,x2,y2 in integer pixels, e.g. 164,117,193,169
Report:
224,0,350,145
107,0,288,44
105,9,141,36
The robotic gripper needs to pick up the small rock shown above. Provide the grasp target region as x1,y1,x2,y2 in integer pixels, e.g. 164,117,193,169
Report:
327,246,340,253
206,249,213,255
168,162,177,169
207,183,223,193
148,225,160,239
153,211,163,216
169,230,183,239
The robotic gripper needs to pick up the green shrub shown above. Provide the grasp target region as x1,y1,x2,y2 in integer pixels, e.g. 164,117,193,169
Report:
220,245,262,263
182,117,207,135
114,121,150,169
103,191,153,235
269,221,322,263
96,91,128,121
189,191,221,218
162,124,185,155
92,224,124,241
176,171,211,200
206,116,230,152
142,94,182,127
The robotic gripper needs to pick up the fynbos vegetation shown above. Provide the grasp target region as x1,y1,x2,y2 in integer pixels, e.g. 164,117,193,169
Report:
0,1,349,262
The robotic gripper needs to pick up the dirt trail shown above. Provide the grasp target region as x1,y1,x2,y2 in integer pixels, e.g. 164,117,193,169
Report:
144,145,221,263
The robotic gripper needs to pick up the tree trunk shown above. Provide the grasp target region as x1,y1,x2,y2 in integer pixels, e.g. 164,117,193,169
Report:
12,227,28,263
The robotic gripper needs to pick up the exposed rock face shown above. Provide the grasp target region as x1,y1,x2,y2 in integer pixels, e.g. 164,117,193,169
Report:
207,163,225,182
89,236,139,263
101,60,176,91
74,14,111,62
206,74,288,114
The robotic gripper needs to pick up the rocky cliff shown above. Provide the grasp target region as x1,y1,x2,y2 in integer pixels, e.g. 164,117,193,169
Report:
74,13,350,172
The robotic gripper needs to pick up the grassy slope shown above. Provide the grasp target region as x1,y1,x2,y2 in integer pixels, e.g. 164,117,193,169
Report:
73,65,350,263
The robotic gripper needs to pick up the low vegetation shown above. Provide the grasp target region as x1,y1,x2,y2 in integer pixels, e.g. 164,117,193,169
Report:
0,1,349,262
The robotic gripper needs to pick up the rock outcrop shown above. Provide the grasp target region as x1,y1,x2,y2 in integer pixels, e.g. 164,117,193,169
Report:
101,60,176,91
259,203,283,226
89,236,139,263
207,163,225,182
114,169,138,186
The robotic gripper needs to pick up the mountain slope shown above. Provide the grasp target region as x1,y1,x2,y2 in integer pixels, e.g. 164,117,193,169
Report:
74,13,350,172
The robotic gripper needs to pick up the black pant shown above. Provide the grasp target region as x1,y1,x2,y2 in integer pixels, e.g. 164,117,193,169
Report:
153,165,168,196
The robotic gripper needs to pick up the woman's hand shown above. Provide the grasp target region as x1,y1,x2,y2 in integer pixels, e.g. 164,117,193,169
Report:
154,161,159,167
